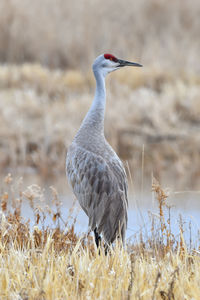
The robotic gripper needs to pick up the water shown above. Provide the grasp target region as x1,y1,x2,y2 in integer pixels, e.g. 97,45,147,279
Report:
1,174,200,247
20,189,200,248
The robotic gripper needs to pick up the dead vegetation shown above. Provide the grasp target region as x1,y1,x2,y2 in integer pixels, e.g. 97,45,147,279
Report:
0,174,199,299
0,0,200,73
0,63,200,188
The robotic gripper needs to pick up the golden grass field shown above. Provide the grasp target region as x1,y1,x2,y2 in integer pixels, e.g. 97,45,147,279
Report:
0,174,199,299
0,0,200,299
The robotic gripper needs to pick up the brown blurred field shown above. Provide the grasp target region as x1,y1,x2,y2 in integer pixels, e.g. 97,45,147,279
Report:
0,0,200,71
0,63,200,189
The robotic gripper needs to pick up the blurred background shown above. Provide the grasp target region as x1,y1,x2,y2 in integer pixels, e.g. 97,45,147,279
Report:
0,0,200,213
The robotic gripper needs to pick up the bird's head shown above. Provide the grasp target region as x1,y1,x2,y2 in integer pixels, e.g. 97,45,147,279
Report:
92,53,142,77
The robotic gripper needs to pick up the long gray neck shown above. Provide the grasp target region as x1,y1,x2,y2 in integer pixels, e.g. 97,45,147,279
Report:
76,69,106,138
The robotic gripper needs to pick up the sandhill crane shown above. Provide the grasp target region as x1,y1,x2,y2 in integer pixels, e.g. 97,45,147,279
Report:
66,54,142,248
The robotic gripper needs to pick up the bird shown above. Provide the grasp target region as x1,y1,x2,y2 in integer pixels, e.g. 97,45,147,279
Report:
66,53,142,248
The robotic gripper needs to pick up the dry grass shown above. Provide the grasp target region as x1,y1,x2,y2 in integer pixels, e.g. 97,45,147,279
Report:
0,174,200,299
0,63,200,188
0,0,200,73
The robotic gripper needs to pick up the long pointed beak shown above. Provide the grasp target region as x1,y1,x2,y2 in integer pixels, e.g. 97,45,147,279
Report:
118,59,143,68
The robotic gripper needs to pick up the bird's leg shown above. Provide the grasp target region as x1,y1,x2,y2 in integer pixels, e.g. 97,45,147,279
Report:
94,227,101,248
94,228,111,255
104,244,108,256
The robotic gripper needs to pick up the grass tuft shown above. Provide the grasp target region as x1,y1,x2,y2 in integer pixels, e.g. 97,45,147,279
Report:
0,174,199,299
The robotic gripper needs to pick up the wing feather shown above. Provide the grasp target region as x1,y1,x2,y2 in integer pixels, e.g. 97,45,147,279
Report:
66,143,128,243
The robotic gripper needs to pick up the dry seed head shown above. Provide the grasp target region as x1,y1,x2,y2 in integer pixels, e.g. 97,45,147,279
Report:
23,184,44,202
4,173,13,184
50,186,61,207
1,192,8,212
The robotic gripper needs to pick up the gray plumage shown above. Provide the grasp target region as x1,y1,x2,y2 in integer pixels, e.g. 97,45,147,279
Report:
66,54,142,245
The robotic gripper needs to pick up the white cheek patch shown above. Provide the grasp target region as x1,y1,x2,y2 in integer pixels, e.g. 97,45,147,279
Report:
102,63,107,68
